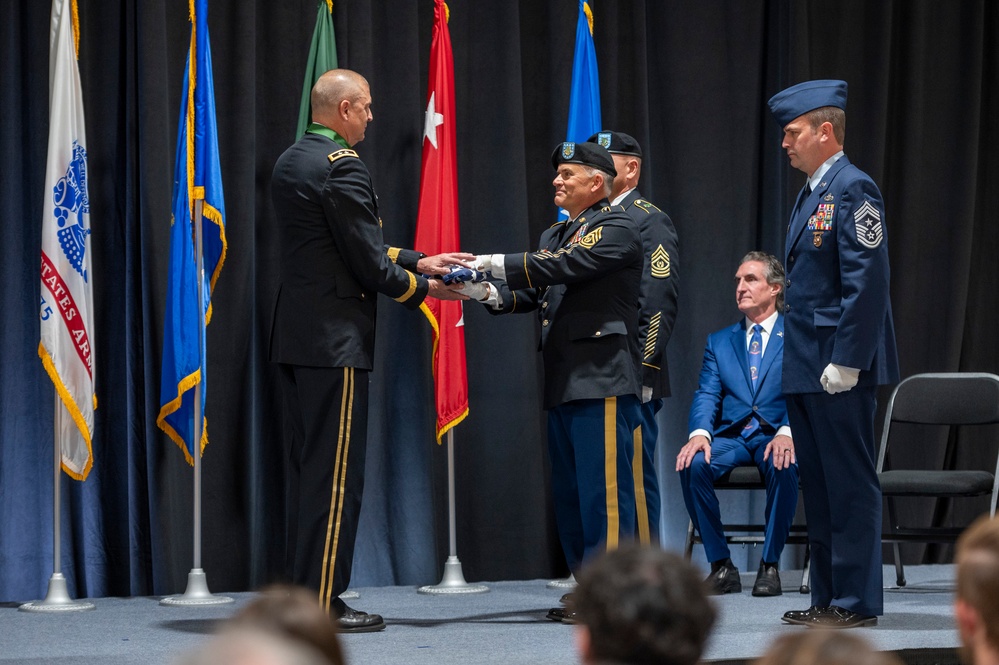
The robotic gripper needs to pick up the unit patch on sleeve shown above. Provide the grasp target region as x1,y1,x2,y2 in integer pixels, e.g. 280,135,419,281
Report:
854,200,883,248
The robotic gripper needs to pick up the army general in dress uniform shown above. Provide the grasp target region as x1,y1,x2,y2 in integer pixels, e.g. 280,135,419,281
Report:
269,69,468,632
463,141,644,623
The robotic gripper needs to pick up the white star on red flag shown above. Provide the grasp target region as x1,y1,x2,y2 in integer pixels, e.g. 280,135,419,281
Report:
424,92,444,148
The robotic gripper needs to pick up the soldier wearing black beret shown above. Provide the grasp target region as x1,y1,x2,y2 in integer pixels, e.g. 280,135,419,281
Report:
464,142,645,623
588,130,680,553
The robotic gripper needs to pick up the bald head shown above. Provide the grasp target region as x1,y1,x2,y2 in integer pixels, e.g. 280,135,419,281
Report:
310,69,373,146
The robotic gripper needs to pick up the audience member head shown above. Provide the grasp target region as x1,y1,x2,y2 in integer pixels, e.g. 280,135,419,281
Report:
755,630,901,665
176,630,330,665
226,585,346,665
573,543,716,665
956,515,999,665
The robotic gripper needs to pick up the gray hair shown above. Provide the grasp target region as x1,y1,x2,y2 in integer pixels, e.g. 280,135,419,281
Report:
740,251,785,311
581,165,615,198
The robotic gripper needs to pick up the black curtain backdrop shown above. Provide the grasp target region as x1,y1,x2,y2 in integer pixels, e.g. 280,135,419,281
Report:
1,0,997,601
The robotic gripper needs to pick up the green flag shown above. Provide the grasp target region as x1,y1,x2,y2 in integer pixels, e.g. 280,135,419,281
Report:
296,0,338,138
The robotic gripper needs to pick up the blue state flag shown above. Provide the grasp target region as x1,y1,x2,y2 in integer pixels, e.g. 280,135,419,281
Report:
566,0,602,142
157,0,228,464
559,0,602,221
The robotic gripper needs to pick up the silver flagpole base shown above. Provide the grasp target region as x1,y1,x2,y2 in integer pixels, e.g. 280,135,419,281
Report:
160,568,234,606
546,573,576,589
19,573,95,612
339,590,359,600
417,556,489,595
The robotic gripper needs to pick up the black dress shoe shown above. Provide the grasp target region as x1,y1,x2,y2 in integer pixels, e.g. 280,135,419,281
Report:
559,591,575,605
782,606,828,625
704,560,742,595
805,605,877,629
335,604,386,633
752,562,782,597
546,606,578,624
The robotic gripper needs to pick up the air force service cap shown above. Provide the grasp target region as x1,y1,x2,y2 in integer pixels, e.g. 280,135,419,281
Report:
551,141,618,178
586,131,643,157
768,79,848,128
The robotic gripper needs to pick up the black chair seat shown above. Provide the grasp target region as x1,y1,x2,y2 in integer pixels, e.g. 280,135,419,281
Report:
879,469,995,496
716,465,765,488
876,372,999,587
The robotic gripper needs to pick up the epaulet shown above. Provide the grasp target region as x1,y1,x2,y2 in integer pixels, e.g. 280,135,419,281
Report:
634,199,661,213
547,220,566,230
328,148,359,164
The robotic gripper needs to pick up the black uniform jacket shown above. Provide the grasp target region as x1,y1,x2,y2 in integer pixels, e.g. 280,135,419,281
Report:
621,189,679,400
493,200,644,409
269,132,427,370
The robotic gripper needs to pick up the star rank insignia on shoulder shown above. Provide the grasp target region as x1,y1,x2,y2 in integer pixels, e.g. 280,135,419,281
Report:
328,148,359,163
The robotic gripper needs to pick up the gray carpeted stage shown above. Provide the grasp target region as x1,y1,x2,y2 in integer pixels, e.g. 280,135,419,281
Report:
0,565,959,665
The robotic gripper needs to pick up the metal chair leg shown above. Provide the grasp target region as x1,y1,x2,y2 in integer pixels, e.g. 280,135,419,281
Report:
799,543,810,594
888,497,906,587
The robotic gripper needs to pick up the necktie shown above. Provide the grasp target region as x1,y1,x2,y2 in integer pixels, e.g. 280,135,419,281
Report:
742,324,764,438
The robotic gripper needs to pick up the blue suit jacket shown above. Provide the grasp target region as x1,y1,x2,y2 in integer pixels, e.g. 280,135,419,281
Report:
688,316,788,438
783,155,899,393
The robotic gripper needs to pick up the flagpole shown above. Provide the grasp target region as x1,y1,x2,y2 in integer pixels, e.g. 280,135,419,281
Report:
161,199,231,606
418,428,488,595
19,398,95,613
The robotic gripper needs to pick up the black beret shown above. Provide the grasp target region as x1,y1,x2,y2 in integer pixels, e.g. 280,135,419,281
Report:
586,131,642,157
550,141,617,178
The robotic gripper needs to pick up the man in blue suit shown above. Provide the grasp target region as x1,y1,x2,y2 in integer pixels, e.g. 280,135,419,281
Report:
768,80,898,628
677,252,798,597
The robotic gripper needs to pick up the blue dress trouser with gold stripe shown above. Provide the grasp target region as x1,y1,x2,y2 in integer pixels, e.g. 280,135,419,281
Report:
547,394,643,572
636,398,664,543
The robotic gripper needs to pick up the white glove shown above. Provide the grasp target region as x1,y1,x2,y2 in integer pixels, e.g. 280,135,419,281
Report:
472,254,492,272
820,363,860,394
473,254,506,281
460,282,489,301
642,386,653,403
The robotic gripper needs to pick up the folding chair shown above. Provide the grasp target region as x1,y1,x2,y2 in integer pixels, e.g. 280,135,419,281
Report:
877,372,999,587
683,464,811,593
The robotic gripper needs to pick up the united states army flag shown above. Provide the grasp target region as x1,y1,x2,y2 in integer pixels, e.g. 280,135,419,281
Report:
39,0,96,480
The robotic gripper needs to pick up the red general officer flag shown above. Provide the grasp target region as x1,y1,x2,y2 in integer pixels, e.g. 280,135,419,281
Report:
415,0,467,443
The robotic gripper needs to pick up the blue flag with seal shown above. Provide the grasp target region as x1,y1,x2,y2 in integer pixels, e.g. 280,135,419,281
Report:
157,0,228,464
559,0,602,220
